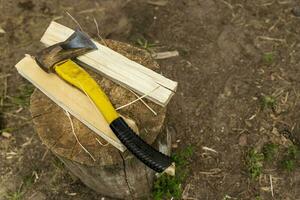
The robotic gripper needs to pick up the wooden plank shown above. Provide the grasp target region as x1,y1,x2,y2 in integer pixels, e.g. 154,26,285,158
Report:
15,55,126,152
40,21,177,106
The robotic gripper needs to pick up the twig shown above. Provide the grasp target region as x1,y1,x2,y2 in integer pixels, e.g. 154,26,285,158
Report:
65,111,96,162
21,136,33,147
182,183,198,200
129,89,157,116
78,7,104,14
15,107,23,113
0,76,7,106
42,149,49,161
258,0,275,6
221,0,234,9
152,51,179,59
257,36,286,43
268,19,280,32
248,114,256,120
202,146,218,154
52,15,63,21
0,74,11,79
93,17,107,46
282,91,289,104
33,171,39,182
277,0,292,4
116,86,160,110
199,168,222,175
272,88,284,97
270,174,274,197
4,76,7,101
96,138,109,146
182,184,191,199
66,11,83,31
147,0,168,6
4,112,28,120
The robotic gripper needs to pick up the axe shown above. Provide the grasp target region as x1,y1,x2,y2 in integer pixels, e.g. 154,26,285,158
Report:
35,30,175,175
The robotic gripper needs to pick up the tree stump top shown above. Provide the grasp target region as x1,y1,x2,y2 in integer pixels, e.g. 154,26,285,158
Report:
30,40,166,166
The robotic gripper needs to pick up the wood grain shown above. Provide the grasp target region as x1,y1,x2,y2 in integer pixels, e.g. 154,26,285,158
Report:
40,21,177,106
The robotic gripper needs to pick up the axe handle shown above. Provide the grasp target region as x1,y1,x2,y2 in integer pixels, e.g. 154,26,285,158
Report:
55,60,119,124
110,117,173,173
54,59,175,175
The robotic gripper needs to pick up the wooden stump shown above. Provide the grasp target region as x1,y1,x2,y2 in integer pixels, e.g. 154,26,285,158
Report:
30,40,172,199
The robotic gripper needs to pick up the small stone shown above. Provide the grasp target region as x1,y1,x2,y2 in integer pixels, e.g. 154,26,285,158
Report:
292,6,300,17
238,134,247,146
221,127,225,133
1,132,12,138
195,106,201,116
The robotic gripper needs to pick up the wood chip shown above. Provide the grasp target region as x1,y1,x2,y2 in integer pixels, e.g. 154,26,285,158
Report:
257,36,286,43
152,51,179,59
0,27,5,34
270,174,274,197
1,132,12,138
65,191,77,196
6,151,17,156
147,0,168,6
202,146,218,153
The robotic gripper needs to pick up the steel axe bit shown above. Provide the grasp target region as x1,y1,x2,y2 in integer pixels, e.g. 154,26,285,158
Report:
34,30,175,175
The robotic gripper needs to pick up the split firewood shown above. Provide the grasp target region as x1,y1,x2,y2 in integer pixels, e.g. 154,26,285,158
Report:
40,22,177,107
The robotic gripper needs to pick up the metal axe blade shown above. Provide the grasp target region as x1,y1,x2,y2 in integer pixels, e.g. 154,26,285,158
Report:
35,30,97,72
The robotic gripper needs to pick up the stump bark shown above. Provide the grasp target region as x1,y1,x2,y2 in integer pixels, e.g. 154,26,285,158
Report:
30,40,172,199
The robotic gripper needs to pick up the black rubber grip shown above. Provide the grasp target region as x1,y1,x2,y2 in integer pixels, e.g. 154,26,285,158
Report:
110,117,173,172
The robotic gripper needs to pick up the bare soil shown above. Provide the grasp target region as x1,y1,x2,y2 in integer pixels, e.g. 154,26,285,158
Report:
0,0,300,199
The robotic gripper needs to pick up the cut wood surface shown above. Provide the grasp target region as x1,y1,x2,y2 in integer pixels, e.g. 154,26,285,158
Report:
40,21,177,106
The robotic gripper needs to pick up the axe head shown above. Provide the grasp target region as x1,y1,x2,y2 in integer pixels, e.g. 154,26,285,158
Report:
35,29,97,72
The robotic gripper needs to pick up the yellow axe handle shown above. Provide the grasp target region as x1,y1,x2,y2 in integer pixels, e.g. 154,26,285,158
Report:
54,59,119,124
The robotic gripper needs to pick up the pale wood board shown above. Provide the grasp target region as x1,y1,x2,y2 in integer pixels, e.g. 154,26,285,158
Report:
40,21,177,106
15,55,126,152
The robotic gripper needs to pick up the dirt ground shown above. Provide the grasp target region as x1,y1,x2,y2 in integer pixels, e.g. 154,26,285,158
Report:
1,0,300,199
